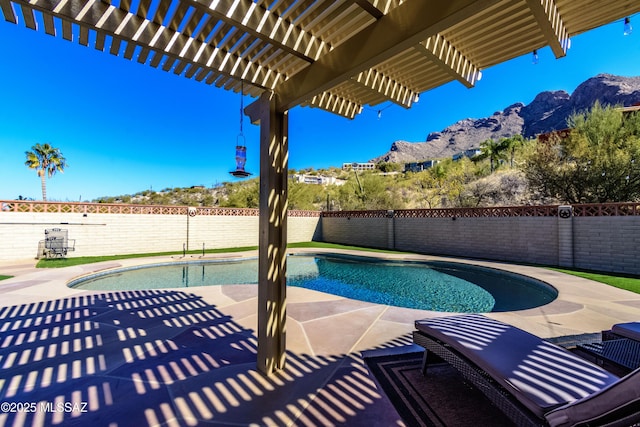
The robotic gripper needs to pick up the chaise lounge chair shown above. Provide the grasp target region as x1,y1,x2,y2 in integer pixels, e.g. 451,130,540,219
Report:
578,321,640,372
609,322,640,342
412,314,640,427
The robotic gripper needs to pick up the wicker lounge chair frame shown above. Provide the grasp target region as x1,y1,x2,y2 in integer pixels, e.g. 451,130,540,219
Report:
413,314,640,427
578,339,640,372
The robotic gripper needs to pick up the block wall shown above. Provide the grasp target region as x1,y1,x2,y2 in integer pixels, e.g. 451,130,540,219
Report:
321,213,640,275
320,217,389,249
0,210,320,260
393,217,558,265
4,201,640,276
573,216,640,275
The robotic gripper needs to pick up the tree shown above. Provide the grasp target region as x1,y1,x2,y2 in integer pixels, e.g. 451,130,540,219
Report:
220,179,260,208
524,103,640,203
288,179,328,210
335,172,394,210
476,138,506,172
414,170,443,208
499,135,526,168
24,143,67,201
445,158,481,207
376,161,402,173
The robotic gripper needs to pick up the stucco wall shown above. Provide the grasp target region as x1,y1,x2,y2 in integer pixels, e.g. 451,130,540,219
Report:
0,205,321,260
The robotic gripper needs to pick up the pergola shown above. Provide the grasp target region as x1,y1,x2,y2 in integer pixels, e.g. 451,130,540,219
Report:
2,0,639,375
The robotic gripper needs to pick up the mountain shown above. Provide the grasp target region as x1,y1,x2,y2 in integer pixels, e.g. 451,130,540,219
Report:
372,74,640,164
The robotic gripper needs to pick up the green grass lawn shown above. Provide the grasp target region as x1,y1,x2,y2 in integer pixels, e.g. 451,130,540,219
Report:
35,242,400,268
550,268,640,294
35,246,260,268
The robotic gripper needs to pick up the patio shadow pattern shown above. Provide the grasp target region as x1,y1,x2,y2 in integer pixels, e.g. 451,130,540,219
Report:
0,290,403,426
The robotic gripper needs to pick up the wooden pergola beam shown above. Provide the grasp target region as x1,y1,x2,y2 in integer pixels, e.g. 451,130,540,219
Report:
276,0,501,112
524,0,569,58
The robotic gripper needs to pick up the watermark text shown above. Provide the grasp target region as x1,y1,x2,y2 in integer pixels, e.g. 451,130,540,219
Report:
1,401,88,413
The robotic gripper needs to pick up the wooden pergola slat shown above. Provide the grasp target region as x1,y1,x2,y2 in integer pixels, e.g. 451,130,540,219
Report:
3,0,638,116
276,0,503,112
524,0,569,58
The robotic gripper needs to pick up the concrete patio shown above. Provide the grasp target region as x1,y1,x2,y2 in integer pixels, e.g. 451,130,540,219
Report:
1,249,639,426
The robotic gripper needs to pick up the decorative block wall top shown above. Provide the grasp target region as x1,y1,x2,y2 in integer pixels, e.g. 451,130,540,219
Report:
322,203,640,218
4,201,640,218
0,201,320,217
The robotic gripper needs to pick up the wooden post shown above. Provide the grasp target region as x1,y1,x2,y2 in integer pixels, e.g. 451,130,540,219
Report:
245,91,288,375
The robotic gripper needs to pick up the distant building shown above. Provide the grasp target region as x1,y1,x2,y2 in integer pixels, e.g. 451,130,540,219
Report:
342,162,375,171
453,148,482,161
290,174,345,186
405,160,440,172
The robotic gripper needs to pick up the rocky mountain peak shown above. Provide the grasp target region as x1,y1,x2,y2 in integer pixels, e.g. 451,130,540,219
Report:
570,73,640,108
372,74,640,164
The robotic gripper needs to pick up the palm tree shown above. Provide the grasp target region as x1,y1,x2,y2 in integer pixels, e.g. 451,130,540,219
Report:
24,143,67,201
499,135,525,168
478,138,506,173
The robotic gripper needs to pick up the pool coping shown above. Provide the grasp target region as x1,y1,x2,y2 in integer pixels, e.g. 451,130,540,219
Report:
2,247,640,343
65,251,559,314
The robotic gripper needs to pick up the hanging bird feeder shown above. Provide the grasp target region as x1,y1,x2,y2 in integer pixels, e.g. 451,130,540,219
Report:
230,81,252,178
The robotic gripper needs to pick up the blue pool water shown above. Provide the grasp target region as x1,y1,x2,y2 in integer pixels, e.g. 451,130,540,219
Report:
69,254,557,312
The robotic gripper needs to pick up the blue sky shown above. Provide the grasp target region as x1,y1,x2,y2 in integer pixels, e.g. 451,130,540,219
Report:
1,15,639,201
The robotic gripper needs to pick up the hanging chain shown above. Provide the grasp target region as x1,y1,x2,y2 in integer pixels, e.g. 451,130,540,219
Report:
239,80,244,135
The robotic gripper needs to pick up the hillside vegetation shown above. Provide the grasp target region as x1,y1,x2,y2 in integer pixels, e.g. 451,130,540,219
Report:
94,158,531,211
95,104,640,211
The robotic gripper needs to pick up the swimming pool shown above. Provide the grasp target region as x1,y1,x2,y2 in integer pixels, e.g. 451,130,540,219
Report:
69,254,557,312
